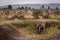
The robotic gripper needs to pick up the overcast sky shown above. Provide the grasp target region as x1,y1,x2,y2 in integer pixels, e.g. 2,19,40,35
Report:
0,0,60,6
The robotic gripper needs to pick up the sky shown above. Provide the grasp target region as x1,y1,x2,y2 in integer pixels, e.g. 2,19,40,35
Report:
0,0,60,6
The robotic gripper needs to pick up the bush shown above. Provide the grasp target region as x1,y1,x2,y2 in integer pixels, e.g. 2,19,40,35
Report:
11,22,27,28
17,15,25,20
33,10,40,19
58,26,60,30
26,24,37,34
43,14,50,19
9,15,18,20
9,15,25,20
41,27,59,35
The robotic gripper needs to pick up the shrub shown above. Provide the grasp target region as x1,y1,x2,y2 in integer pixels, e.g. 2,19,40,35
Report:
32,10,40,19
11,22,27,28
9,15,18,20
41,27,59,35
25,22,37,34
58,26,60,30
17,15,25,20
2,16,10,20
43,14,50,19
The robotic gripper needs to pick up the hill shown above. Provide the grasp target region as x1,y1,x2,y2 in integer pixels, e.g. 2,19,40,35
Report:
0,3,60,9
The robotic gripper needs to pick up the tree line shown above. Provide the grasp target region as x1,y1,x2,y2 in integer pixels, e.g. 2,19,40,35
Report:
7,5,59,10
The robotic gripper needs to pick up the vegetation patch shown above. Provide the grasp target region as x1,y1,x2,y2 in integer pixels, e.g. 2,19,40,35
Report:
41,27,60,35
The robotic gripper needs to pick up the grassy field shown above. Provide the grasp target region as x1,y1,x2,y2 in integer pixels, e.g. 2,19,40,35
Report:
0,19,60,36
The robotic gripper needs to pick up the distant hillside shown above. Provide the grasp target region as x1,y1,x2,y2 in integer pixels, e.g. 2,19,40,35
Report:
0,3,60,9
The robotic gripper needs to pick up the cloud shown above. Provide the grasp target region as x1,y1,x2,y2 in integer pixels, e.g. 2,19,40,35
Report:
0,0,60,6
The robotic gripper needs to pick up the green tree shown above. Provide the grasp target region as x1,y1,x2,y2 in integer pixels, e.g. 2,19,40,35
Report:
48,6,50,9
8,5,12,10
25,7,28,10
28,7,31,9
56,7,59,10
42,5,44,9
21,6,24,9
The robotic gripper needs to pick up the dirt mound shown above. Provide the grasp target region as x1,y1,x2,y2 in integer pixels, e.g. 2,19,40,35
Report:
0,24,22,40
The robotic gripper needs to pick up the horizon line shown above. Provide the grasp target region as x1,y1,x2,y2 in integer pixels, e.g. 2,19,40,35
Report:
0,3,60,6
